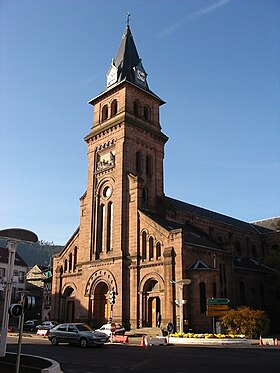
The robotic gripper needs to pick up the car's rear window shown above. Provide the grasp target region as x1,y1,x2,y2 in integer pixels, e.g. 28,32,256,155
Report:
76,324,92,332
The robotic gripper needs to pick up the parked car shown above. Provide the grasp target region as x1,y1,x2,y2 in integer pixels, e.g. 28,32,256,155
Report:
36,320,58,331
95,323,125,336
48,323,109,348
23,319,40,332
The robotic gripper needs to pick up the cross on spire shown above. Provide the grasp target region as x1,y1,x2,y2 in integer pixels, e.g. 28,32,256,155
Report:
126,11,131,27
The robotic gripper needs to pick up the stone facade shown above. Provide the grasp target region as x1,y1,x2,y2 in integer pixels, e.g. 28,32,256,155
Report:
51,26,280,333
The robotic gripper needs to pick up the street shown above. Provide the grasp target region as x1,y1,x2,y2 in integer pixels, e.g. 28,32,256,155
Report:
6,335,280,373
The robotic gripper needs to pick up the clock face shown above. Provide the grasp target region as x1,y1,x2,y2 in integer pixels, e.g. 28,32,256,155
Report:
136,69,146,83
107,65,118,87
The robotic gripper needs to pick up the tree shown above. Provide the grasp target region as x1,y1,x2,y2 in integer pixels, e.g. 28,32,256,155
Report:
220,306,270,338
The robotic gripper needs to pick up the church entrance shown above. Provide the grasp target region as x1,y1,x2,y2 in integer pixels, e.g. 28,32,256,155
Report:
62,286,75,323
142,279,161,327
90,282,109,327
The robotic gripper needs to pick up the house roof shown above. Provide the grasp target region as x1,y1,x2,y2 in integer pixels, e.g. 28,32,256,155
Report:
0,246,28,267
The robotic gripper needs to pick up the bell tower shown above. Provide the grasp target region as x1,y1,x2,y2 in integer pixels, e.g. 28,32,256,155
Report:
78,24,168,272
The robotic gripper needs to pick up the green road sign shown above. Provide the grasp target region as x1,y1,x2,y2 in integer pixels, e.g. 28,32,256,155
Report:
207,298,230,305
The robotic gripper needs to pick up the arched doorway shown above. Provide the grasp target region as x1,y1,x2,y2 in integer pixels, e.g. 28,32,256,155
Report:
142,279,161,327
90,282,109,327
62,286,75,322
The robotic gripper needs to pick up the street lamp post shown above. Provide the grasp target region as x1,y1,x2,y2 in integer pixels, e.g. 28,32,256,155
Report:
171,279,191,334
0,228,38,358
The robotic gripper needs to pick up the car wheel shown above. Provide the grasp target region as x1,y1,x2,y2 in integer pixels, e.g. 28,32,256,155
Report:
79,338,88,348
50,336,59,346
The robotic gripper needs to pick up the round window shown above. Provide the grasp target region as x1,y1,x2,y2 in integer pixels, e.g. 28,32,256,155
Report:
103,186,112,198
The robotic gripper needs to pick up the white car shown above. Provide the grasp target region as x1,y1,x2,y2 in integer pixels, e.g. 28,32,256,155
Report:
36,320,58,331
96,323,125,336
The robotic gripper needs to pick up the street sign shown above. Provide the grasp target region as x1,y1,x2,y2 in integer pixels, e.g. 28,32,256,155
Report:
207,298,230,305
207,304,229,311
206,310,228,317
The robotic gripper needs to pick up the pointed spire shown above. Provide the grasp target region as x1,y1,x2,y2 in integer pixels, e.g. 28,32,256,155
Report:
106,25,149,91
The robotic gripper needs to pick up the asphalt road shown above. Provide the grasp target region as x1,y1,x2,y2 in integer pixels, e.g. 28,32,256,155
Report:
6,335,280,373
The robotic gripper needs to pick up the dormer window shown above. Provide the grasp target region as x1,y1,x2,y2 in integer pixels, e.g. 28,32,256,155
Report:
111,100,118,117
102,105,108,121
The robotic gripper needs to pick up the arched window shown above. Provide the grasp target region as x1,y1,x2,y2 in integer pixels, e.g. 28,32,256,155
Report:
156,242,161,259
102,105,108,121
136,151,142,174
142,187,148,205
235,240,242,256
199,282,206,313
143,105,150,121
64,259,68,272
146,156,152,176
69,253,73,272
133,100,140,117
107,202,113,252
149,237,154,260
73,247,77,271
111,100,118,116
97,204,105,256
252,244,257,259
142,231,147,260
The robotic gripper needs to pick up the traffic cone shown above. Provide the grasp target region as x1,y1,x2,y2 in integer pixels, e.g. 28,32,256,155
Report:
259,335,263,346
140,335,146,347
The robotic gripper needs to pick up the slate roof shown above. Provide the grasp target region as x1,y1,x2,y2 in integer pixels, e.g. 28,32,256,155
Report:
160,196,273,235
141,209,221,250
0,246,28,267
235,257,274,274
89,26,164,105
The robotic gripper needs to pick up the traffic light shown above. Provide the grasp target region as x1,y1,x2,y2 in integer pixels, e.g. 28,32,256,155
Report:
9,304,23,318
24,296,36,310
109,290,116,305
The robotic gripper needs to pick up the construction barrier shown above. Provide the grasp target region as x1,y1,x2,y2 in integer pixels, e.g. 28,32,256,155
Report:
147,337,167,346
113,335,129,343
36,329,49,337
259,336,279,346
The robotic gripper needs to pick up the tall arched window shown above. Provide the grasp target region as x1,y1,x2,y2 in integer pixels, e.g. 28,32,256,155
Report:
142,187,148,205
136,151,142,174
107,202,113,252
199,282,206,313
149,237,154,260
102,105,108,121
69,253,73,272
142,231,147,260
64,259,68,272
235,240,242,256
111,100,118,116
133,100,140,117
146,156,152,176
156,242,161,259
73,247,77,271
97,204,105,256
143,105,150,121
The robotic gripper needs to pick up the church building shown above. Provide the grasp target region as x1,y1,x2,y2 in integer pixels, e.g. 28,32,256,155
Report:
51,25,280,332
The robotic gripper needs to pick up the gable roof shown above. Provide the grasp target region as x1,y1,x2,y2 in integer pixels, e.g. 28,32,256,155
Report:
188,260,216,271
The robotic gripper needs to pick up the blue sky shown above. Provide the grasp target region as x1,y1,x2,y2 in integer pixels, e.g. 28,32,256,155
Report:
1,0,279,245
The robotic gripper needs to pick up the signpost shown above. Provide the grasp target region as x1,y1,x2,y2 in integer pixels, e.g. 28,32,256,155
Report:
206,298,230,333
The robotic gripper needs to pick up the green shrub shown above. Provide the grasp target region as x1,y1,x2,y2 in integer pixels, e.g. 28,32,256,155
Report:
220,306,270,338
